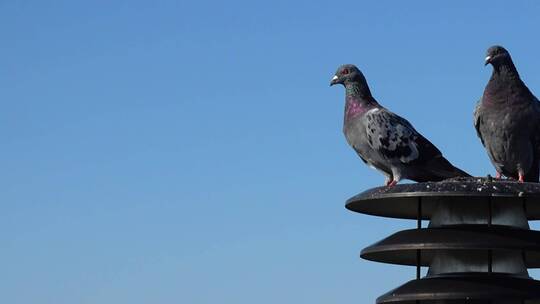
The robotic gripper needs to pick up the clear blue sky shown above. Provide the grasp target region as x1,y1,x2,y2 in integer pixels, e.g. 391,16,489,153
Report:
2,1,540,303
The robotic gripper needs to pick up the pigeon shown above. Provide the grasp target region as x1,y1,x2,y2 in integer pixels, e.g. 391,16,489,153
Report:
474,45,540,182
331,64,470,186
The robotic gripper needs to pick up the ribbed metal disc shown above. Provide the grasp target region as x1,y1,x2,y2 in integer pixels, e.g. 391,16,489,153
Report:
346,177,540,220
377,273,540,303
361,225,540,267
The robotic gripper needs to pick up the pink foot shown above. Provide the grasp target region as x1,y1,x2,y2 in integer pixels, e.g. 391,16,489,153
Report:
495,172,502,179
387,180,398,187
519,173,525,183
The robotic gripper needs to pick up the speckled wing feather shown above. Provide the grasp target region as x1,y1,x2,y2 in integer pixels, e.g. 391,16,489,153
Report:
365,108,442,165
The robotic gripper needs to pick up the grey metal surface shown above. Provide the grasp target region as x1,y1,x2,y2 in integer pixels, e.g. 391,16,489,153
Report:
428,250,527,277
376,273,540,303
428,198,529,228
360,225,540,268
347,178,540,303
346,177,540,220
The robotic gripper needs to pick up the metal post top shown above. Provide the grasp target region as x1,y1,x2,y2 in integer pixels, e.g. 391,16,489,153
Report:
346,177,540,220
376,272,540,304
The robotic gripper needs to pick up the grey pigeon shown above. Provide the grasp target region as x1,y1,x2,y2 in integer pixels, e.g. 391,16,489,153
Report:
474,45,540,182
331,64,470,186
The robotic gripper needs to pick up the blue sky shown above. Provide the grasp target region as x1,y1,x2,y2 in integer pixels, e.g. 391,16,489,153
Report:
2,1,540,303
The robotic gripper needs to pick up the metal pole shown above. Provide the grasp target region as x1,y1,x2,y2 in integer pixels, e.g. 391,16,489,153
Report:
417,197,422,229
523,198,528,272
488,196,493,273
416,197,422,280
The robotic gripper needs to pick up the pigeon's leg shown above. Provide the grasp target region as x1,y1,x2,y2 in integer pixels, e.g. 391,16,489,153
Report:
387,170,401,187
495,172,502,179
387,180,398,187
519,171,525,183
384,174,393,186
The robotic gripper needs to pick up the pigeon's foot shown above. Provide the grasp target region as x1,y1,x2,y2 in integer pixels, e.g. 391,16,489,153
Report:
387,180,398,187
495,172,502,179
519,172,525,183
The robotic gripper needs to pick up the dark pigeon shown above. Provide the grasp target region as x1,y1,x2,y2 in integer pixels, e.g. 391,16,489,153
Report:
474,45,540,182
331,64,470,186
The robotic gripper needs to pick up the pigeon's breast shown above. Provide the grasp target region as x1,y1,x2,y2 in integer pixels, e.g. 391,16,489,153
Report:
343,116,368,151
343,112,392,174
480,107,534,173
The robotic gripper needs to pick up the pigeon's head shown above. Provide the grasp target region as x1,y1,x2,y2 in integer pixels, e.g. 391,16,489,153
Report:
485,45,510,66
330,64,366,86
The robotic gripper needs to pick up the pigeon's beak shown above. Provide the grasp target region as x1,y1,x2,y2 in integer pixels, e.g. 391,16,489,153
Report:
330,75,339,86
485,56,492,66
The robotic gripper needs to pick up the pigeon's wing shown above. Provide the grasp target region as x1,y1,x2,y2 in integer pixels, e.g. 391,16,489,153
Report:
473,98,486,146
528,96,540,181
365,108,442,165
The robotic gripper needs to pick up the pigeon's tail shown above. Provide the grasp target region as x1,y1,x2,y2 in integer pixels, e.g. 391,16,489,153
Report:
412,156,471,182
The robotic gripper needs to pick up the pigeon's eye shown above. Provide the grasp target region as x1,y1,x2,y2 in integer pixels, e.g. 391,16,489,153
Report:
342,69,349,75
